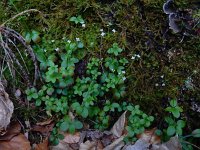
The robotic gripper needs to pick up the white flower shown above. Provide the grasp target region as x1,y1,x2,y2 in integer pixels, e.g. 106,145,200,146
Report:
62,37,66,40
155,83,159,87
160,75,164,78
131,56,135,60
162,83,165,86
44,49,47,52
76,38,80,41
122,71,125,74
67,40,71,43
112,29,116,33
101,32,106,37
122,77,126,81
100,29,103,32
82,24,86,28
51,40,55,43
55,48,60,51
136,54,141,58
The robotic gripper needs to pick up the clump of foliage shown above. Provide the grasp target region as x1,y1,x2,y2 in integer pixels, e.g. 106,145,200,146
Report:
26,37,154,144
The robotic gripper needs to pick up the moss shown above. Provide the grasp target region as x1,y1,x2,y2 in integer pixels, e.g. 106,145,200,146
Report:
1,0,200,134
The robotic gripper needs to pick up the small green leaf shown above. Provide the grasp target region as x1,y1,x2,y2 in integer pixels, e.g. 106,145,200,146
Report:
192,129,200,137
58,134,64,140
74,120,83,129
60,122,69,131
77,42,84,48
170,99,177,107
35,100,41,106
69,124,75,133
172,108,180,118
31,30,41,43
167,126,176,136
177,120,186,128
82,107,88,118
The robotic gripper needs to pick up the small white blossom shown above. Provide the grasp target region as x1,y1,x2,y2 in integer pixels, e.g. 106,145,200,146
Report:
122,71,126,74
122,77,126,81
62,37,66,40
162,83,165,86
67,40,71,43
112,29,116,33
55,48,60,51
101,32,106,37
44,49,47,52
136,54,141,58
82,24,86,28
100,29,103,32
161,75,164,78
76,38,80,41
131,56,135,60
51,40,55,43
155,83,159,87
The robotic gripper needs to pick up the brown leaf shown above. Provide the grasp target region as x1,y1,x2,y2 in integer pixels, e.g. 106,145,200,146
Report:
50,132,80,150
0,121,21,140
0,133,31,150
36,119,53,126
151,136,182,150
32,122,54,136
104,136,125,150
125,139,149,150
34,138,49,150
137,128,161,144
110,111,127,138
62,132,80,144
0,83,14,129
79,140,96,150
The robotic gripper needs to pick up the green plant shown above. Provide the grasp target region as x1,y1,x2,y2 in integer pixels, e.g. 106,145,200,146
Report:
25,87,38,101
164,99,185,137
69,15,84,24
125,105,154,141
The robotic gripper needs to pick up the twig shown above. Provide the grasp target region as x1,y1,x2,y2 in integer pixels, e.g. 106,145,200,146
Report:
0,9,42,27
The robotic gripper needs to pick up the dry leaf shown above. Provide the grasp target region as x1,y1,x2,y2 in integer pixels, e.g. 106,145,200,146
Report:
104,136,125,150
124,136,182,150
36,119,53,126
34,138,49,150
0,82,14,129
32,122,54,136
110,111,127,138
62,132,80,144
50,132,80,150
80,140,103,150
79,140,96,150
151,136,182,150
0,121,21,140
125,139,149,150
0,133,31,150
137,128,161,144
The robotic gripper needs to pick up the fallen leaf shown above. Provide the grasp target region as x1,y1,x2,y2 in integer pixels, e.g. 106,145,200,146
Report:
151,136,182,150
124,136,182,150
0,133,31,150
34,138,49,150
32,122,54,136
110,111,127,138
0,121,21,140
50,132,80,150
0,83,14,130
125,139,149,150
36,119,53,126
62,132,80,144
104,136,125,150
137,128,161,144
79,140,96,150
